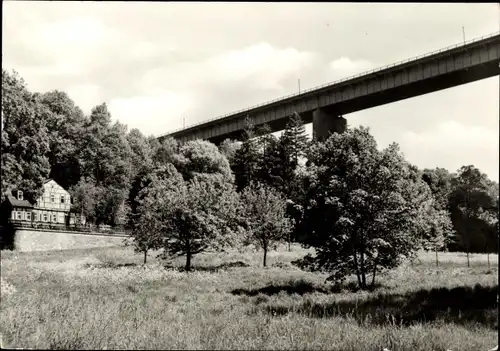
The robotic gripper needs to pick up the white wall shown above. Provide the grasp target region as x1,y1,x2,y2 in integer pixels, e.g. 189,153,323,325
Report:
14,229,131,252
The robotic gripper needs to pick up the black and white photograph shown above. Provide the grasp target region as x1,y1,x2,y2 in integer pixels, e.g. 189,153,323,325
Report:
1,2,499,350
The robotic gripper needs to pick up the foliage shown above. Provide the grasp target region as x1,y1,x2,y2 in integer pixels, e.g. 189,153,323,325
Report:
151,137,179,166
297,127,436,289
38,90,87,190
422,167,454,210
231,117,261,191
418,201,455,253
137,164,240,271
240,182,293,267
448,166,498,260
69,180,103,224
175,140,233,182
219,139,241,164
280,112,309,167
254,125,281,188
130,164,183,263
1,69,51,202
2,69,498,263
126,128,154,177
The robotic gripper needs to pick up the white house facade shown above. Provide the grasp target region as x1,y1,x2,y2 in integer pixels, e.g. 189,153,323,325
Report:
4,179,85,227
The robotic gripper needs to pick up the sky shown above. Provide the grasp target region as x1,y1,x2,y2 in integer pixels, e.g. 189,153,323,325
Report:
3,2,499,181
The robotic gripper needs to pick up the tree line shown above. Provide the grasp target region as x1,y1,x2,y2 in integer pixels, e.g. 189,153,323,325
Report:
1,69,498,289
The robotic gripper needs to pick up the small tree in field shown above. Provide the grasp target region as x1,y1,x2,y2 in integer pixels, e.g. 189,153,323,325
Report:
448,165,497,267
130,164,183,264
130,209,163,264
418,202,454,267
240,182,293,267
298,127,435,290
142,170,241,271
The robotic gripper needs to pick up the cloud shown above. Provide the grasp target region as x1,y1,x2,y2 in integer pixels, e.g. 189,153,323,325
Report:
328,57,376,80
127,43,324,132
206,43,319,88
66,84,105,115
107,91,192,136
397,120,499,180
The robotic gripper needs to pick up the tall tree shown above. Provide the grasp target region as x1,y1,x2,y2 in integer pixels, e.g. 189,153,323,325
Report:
77,103,133,225
1,69,51,202
232,117,261,191
254,124,281,187
280,112,309,167
127,128,154,178
38,90,87,189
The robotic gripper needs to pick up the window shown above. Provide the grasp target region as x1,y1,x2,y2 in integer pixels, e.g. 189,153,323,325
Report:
17,191,23,201
26,212,31,221
43,214,48,222
34,213,38,221
50,194,55,203
16,211,22,220
60,195,65,204
52,214,57,222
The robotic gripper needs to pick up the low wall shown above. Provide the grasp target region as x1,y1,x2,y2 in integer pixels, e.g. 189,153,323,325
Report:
13,228,132,252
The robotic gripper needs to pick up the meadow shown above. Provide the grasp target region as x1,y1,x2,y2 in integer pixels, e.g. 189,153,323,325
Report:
0,244,498,350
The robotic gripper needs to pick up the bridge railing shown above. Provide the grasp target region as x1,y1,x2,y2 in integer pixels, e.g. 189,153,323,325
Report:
159,31,500,138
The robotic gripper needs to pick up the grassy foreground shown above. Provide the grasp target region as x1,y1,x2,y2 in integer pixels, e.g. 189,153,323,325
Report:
0,244,498,350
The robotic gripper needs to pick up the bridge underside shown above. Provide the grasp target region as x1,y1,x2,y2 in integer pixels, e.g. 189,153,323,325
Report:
199,60,498,145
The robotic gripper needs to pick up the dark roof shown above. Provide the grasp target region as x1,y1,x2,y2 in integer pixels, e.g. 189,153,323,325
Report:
5,195,33,208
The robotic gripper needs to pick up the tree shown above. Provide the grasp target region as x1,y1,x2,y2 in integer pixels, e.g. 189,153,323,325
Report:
232,117,261,191
240,182,293,267
448,165,497,266
175,139,233,182
152,137,180,167
1,69,51,202
76,104,133,225
79,104,132,188
297,127,435,290
70,180,103,225
418,201,454,267
219,139,241,165
140,167,241,271
280,112,309,167
131,164,183,264
38,90,87,190
254,124,281,187
420,168,456,266
422,167,454,211
127,128,154,177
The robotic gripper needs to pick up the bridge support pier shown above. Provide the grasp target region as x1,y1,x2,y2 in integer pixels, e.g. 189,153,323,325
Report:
312,108,347,141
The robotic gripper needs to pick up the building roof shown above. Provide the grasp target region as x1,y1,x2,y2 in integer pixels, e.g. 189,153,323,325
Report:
5,195,33,208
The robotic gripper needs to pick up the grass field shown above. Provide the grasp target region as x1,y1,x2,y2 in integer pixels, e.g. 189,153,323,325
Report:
0,244,498,350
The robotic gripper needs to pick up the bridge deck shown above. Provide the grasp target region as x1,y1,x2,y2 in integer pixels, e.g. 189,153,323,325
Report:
159,32,500,144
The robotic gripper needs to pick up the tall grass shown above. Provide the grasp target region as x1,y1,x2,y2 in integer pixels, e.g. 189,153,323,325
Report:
0,246,497,350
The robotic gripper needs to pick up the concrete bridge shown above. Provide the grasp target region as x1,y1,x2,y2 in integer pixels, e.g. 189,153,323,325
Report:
158,32,500,144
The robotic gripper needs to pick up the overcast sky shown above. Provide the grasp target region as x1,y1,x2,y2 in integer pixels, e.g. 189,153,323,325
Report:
3,2,499,181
